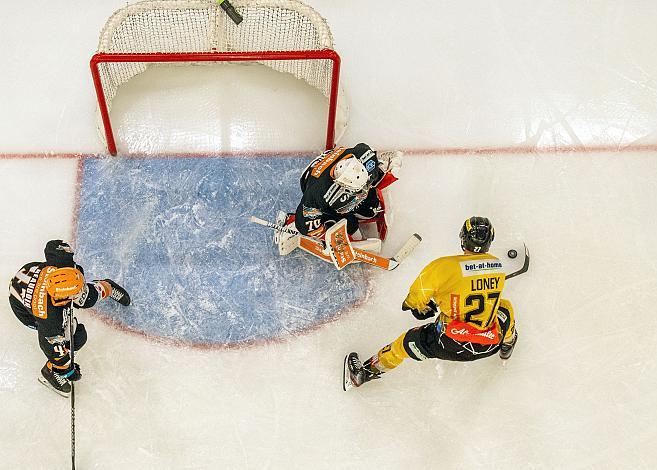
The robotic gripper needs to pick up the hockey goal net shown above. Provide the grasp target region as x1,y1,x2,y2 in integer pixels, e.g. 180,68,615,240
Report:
90,0,346,155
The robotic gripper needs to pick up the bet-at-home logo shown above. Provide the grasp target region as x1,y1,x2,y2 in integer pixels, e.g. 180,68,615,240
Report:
460,260,503,277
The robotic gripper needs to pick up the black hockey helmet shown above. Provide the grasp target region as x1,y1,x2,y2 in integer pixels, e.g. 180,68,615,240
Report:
44,239,75,267
459,217,494,253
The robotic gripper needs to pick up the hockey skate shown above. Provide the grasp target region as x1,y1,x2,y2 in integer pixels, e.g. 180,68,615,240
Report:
38,363,71,398
499,330,518,360
342,352,380,391
102,279,131,306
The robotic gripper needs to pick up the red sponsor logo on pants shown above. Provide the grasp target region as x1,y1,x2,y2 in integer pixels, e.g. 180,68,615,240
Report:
445,320,499,345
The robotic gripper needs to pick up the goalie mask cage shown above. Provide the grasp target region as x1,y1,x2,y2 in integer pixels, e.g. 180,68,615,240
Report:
90,0,346,156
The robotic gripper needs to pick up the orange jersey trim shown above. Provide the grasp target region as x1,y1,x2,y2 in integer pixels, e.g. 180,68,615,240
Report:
311,147,346,178
31,266,57,319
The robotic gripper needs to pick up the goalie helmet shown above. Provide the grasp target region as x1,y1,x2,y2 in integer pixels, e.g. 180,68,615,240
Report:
333,157,369,192
46,267,85,304
460,216,494,253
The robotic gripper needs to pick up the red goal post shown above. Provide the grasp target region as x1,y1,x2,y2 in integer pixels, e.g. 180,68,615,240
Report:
90,0,346,156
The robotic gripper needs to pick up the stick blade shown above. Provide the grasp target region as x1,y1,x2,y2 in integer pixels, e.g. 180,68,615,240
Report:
505,243,530,280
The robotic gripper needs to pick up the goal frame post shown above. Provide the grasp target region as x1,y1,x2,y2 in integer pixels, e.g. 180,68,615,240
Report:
90,49,342,156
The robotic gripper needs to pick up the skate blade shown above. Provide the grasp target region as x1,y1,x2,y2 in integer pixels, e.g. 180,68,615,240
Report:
342,354,354,392
38,376,70,398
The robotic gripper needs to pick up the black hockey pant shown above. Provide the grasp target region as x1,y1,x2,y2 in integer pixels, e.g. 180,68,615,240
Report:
402,306,512,362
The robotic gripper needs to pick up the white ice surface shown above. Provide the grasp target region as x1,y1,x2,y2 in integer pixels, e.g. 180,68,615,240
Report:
2,1,657,469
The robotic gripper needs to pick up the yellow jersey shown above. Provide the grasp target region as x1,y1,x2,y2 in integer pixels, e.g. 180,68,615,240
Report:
404,253,506,332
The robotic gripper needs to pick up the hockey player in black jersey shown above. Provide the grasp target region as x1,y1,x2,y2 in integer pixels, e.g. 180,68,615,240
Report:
293,142,401,241
8,240,131,397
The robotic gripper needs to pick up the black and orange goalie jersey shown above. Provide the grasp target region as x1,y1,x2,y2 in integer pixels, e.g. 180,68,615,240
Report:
403,253,514,343
294,143,383,238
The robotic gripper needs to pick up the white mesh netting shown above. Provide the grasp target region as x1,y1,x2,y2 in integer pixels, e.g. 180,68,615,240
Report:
94,0,348,150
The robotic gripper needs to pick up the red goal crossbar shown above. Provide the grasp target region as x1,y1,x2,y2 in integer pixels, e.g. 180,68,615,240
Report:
90,49,341,156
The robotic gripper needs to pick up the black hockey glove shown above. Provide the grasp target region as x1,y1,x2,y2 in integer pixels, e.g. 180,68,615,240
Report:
402,300,437,320
63,363,82,382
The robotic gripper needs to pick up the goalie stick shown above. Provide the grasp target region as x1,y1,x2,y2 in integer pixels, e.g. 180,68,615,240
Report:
249,216,421,271
387,233,423,269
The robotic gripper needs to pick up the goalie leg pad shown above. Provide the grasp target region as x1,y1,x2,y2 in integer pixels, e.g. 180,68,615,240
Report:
325,219,356,270
278,231,300,256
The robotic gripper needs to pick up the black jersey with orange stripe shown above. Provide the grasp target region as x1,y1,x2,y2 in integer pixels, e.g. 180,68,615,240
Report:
9,260,103,370
9,262,89,334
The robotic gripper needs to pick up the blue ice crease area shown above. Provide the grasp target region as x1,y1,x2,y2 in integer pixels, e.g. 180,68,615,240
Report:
75,156,368,346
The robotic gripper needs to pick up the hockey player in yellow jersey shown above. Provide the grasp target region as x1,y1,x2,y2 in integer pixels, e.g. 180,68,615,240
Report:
344,216,518,390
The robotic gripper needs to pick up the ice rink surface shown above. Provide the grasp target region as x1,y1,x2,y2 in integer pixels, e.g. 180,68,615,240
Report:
2,1,657,469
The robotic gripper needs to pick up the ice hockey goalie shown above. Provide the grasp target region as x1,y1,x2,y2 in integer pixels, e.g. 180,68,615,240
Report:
274,143,402,266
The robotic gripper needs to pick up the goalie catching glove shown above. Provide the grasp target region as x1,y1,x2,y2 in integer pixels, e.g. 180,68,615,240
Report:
377,150,402,176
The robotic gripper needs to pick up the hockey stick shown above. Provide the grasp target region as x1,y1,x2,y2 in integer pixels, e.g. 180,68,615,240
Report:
249,216,298,236
66,306,76,470
249,216,421,271
505,243,530,280
216,0,243,25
